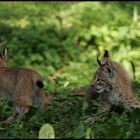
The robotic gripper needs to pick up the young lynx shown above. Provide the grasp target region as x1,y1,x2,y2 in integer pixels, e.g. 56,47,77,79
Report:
91,50,140,113
0,48,48,123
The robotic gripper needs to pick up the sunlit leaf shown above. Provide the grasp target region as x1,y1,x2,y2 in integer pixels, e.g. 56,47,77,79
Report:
39,123,55,139
86,127,94,139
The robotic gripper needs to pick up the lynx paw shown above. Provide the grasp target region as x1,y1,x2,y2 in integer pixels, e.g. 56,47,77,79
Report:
84,116,100,125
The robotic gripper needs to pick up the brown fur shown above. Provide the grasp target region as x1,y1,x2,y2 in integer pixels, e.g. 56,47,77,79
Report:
91,50,140,113
0,48,48,122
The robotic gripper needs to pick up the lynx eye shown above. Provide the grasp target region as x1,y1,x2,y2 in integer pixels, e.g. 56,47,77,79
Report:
107,66,112,73
106,66,113,77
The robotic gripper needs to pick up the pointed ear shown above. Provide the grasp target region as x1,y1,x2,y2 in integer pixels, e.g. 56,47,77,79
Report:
104,57,109,65
103,50,109,58
97,57,102,66
102,50,109,65
2,47,7,60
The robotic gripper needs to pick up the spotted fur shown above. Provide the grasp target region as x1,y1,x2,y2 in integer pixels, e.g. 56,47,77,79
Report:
91,50,140,113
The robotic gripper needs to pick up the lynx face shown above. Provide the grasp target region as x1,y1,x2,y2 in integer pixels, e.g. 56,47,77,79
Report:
91,50,116,94
91,64,114,94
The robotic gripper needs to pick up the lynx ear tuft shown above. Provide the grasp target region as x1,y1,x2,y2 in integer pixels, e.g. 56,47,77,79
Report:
97,57,102,66
102,50,110,65
103,50,109,58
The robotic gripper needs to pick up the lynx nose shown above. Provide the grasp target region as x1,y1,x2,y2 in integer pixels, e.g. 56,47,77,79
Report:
91,83,94,87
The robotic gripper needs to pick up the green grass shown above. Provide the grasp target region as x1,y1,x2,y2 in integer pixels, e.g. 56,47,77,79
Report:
0,1,140,139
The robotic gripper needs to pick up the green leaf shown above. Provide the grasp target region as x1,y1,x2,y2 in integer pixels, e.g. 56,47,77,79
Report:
38,123,55,139
82,101,88,113
86,127,94,139
130,108,140,121
72,122,85,138
106,125,121,139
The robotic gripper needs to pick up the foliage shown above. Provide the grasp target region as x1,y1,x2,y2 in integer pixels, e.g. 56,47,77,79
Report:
38,123,55,139
0,1,140,139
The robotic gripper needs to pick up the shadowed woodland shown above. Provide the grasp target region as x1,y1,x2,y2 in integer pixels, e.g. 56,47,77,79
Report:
1,1,140,139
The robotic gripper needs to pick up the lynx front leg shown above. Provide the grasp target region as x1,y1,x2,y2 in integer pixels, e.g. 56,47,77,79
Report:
85,100,111,125
7,104,29,123
97,101,111,113
16,105,29,120
11,95,31,121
